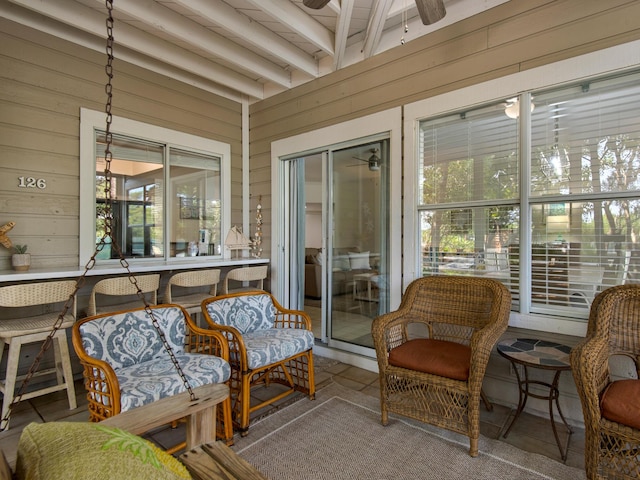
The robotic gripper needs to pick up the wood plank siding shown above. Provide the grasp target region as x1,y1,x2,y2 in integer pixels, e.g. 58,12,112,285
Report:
0,18,242,270
1,0,640,267
249,0,640,259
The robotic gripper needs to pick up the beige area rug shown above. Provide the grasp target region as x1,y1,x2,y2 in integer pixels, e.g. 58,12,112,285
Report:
232,382,586,480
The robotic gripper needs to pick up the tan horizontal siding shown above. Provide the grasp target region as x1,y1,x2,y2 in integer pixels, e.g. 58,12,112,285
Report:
249,0,640,259
0,20,242,271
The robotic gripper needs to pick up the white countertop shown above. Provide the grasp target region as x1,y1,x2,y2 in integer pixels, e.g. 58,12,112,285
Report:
0,257,269,283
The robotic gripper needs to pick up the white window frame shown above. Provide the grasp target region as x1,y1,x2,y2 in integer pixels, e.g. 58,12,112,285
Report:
79,108,231,266
404,40,640,337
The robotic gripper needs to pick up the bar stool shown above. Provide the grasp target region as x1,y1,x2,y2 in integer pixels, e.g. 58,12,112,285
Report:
0,280,78,428
163,269,221,324
221,265,268,294
87,274,160,316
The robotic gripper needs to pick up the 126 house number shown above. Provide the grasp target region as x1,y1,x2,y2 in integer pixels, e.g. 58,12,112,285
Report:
18,176,47,189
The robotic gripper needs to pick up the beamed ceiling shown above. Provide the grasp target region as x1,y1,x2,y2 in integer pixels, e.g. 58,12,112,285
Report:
0,0,508,103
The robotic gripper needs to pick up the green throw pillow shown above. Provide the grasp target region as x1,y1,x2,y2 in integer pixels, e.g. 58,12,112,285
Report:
15,422,191,480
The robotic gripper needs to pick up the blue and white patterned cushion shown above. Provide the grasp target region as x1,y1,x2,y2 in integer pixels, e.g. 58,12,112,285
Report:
204,294,276,334
117,353,231,411
79,307,187,369
79,306,231,412
243,328,315,370
205,294,314,369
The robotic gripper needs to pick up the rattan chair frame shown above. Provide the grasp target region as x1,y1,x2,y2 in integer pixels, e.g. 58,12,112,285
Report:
371,275,511,457
570,284,640,480
221,266,267,294
201,291,315,436
0,280,78,428
164,269,221,316
87,273,160,316
71,303,234,444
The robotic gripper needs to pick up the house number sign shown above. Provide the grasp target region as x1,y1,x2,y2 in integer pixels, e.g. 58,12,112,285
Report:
18,176,47,189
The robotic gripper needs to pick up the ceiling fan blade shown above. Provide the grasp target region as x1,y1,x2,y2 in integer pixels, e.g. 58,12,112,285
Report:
415,0,446,25
303,0,331,9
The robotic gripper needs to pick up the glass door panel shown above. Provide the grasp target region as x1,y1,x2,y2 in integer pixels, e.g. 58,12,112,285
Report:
328,140,389,349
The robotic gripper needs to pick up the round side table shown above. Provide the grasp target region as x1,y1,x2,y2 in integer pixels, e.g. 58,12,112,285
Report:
497,338,573,461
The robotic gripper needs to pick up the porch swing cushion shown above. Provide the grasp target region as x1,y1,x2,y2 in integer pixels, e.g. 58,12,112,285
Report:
78,306,231,410
204,294,315,369
241,329,315,370
115,353,230,411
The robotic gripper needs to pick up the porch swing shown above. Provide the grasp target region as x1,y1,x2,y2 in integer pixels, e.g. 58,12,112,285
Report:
0,2,265,478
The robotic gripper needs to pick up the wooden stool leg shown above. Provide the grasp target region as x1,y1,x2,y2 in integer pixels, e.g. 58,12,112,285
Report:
55,332,77,410
53,338,64,385
2,339,21,427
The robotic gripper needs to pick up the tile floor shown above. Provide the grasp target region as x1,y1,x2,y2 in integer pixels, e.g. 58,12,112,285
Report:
0,356,585,473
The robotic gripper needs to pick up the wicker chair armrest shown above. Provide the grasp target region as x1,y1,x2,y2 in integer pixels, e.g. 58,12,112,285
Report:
570,336,610,424
372,308,418,341
77,356,121,418
201,320,248,367
371,309,420,370
186,319,230,361
274,310,312,330
468,288,511,371
469,317,509,359
467,329,501,386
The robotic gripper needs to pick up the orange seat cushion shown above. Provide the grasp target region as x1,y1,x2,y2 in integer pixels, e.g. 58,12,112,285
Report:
388,338,471,381
600,379,640,430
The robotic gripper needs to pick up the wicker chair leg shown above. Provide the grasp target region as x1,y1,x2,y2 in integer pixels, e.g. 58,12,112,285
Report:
380,398,389,426
220,396,234,446
469,437,479,457
238,374,252,436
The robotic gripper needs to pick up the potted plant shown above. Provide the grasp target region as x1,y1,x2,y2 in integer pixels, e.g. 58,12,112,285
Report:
11,244,31,271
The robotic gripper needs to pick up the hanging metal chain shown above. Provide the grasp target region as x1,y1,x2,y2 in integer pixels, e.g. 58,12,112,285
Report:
98,0,196,403
0,0,195,431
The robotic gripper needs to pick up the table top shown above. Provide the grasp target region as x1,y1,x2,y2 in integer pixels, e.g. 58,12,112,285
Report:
497,338,571,370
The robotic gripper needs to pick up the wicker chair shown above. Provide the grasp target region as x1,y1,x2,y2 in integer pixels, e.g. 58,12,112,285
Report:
164,269,221,324
201,291,315,435
86,274,160,316
0,281,78,428
72,304,234,446
371,275,511,457
570,284,640,480
221,265,267,294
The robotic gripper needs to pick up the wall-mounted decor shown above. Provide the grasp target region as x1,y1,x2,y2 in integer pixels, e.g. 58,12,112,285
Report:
252,196,263,258
179,197,202,219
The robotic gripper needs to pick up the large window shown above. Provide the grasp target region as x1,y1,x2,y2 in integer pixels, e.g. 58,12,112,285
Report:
418,70,640,319
80,109,230,265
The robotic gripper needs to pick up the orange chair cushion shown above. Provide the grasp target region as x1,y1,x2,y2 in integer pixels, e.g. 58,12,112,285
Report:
388,338,471,381
600,379,640,430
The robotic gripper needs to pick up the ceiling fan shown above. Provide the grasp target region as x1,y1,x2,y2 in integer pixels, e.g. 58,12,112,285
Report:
350,148,381,172
302,0,446,25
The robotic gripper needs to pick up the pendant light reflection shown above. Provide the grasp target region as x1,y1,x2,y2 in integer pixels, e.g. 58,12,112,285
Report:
368,149,381,171
504,97,535,119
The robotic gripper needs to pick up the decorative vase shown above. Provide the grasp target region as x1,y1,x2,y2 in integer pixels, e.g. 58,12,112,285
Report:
12,253,31,271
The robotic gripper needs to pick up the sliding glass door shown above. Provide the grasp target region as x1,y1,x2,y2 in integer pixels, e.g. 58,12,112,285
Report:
327,140,389,350
287,136,390,354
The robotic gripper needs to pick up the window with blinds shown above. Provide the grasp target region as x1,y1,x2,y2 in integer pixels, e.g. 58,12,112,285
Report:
418,70,640,318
